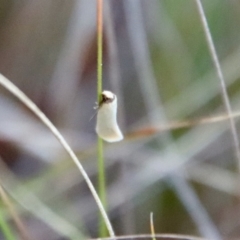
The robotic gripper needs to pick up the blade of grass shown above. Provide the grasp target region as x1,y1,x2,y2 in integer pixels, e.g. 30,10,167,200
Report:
127,110,240,139
0,73,114,238
195,0,240,175
150,212,156,240
97,0,108,237
91,233,207,240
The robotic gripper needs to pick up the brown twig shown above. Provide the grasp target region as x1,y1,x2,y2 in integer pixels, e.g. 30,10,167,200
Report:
127,111,240,140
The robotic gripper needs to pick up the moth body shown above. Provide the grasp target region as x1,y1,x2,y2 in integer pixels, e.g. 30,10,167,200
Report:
95,91,123,142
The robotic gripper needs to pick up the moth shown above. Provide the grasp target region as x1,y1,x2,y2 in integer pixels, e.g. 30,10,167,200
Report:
95,90,123,142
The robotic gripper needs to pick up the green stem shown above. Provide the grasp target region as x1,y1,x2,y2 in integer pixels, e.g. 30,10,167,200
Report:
97,137,107,237
97,0,107,237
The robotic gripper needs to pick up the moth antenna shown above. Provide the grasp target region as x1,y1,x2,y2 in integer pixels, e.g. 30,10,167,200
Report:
89,102,99,122
89,111,98,122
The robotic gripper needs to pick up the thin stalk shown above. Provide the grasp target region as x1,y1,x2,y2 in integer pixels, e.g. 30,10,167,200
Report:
97,0,108,237
97,0,103,101
150,212,156,240
0,74,115,238
98,137,107,237
195,0,240,174
0,204,16,240
90,233,207,240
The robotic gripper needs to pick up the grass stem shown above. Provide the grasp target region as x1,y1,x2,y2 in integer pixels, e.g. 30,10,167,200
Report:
150,212,156,240
97,0,108,237
195,0,240,175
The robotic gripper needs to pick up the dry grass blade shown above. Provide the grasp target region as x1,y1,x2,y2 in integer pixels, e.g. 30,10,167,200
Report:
150,212,156,240
91,234,207,240
127,111,240,139
0,73,114,238
195,0,240,173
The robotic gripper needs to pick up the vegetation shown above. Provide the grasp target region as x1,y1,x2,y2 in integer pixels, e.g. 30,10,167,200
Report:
0,1,240,239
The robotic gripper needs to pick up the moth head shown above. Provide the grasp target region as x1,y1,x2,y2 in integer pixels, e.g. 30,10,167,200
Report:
100,90,115,105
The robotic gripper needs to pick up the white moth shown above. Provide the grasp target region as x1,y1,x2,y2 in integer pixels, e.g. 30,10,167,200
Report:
95,90,123,142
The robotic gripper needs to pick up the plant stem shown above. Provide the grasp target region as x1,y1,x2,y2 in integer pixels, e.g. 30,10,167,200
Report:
98,137,107,237
150,212,156,240
97,0,108,237
97,0,103,103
